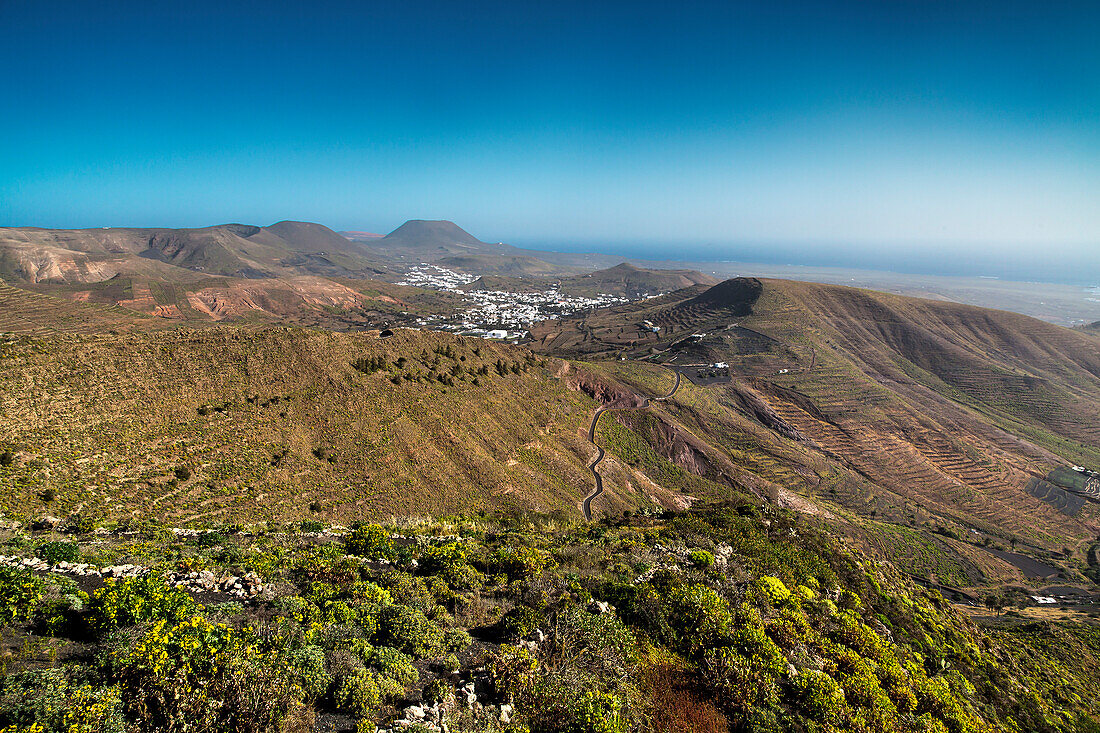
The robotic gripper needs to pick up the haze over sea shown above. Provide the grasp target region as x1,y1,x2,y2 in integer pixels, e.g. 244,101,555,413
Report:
512,239,1100,287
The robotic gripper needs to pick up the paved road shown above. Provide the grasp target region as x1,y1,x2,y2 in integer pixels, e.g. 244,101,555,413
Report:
582,368,682,520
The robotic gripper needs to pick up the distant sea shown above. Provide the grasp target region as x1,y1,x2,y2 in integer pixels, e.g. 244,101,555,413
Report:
514,240,1100,288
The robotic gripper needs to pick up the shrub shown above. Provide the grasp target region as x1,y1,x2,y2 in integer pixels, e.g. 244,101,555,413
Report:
0,450,14,467
35,540,79,564
443,626,472,653
493,546,555,580
755,576,792,605
300,520,324,533
173,466,191,481
0,565,45,624
344,524,395,560
376,604,443,658
371,646,419,686
287,645,331,700
664,584,732,653
88,575,198,634
195,531,226,548
792,669,846,723
335,669,400,716
422,678,452,703
499,605,542,640
0,669,125,733
64,515,96,535
104,615,297,733
689,550,715,569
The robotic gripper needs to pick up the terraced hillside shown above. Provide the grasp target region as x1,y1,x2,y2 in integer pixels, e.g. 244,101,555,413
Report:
0,282,160,334
532,279,1100,582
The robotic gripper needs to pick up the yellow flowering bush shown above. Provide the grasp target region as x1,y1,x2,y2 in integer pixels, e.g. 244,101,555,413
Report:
105,615,296,732
0,669,124,733
0,566,45,624
755,575,792,605
88,575,198,634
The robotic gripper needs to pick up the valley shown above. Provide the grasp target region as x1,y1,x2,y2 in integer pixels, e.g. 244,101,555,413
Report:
2,223,1100,733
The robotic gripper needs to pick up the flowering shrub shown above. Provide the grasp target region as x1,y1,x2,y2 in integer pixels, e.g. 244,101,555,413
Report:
792,669,846,723
370,646,419,687
343,524,394,559
105,615,296,732
493,546,555,579
688,549,715,569
755,576,792,605
663,583,732,653
376,603,443,657
0,566,44,624
0,670,124,733
88,575,198,634
334,669,400,716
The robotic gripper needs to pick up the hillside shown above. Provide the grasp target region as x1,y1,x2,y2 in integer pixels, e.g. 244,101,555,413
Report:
564,262,717,297
460,263,717,298
0,323,710,527
531,278,1100,585
2,275,1100,733
0,221,389,284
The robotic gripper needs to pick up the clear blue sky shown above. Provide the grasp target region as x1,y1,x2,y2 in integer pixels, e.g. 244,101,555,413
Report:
2,0,1098,279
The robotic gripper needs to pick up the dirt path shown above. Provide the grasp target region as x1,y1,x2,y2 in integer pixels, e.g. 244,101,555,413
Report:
582,368,682,520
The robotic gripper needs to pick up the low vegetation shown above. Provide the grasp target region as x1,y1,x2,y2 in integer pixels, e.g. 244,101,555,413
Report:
2,503,1098,732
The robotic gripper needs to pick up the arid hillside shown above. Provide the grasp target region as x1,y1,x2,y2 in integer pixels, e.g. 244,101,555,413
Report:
532,278,1100,585
0,304,709,527
0,221,390,283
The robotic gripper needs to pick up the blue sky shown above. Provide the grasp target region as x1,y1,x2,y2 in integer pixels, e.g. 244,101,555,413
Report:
1,0,1098,278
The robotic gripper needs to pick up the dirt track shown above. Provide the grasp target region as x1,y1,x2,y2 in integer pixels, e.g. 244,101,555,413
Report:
582,368,681,520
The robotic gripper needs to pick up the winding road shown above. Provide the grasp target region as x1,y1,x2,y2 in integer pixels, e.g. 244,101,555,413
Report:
582,367,682,520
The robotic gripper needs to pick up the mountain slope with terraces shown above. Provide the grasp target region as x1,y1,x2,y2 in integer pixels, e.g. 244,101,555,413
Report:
532,278,1100,584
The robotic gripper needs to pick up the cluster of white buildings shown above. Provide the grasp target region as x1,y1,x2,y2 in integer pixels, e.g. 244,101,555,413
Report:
461,286,627,328
398,264,477,290
398,264,628,331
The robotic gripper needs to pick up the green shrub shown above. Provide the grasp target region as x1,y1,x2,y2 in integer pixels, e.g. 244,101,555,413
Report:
371,646,419,686
755,576,792,605
422,678,452,703
792,669,846,723
64,515,96,535
300,520,324,533
0,669,125,733
335,669,401,716
104,615,297,733
0,564,45,624
36,540,79,564
376,604,443,658
688,549,715,569
288,645,331,700
87,575,198,633
664,583,732,653
493,546,555,579
443,626,472,653
499,604,543,640
344,524,395,559
195,531,226,548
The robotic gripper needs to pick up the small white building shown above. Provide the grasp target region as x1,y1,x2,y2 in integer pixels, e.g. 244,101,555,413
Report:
485,330,508,339
711,362,729,369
